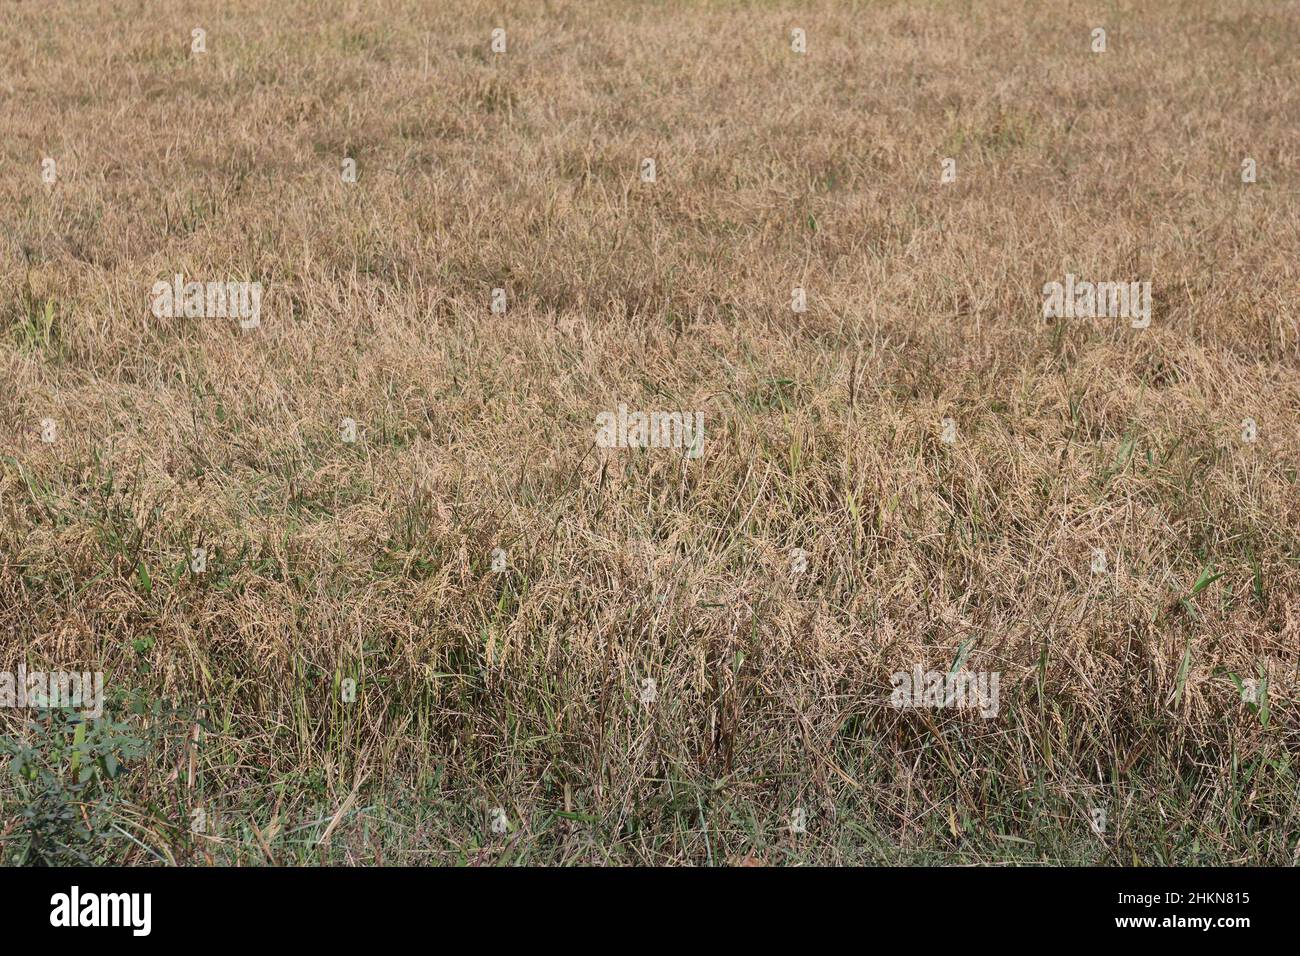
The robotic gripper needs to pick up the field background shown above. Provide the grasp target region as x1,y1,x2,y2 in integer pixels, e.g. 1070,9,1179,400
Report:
2,0,1298,865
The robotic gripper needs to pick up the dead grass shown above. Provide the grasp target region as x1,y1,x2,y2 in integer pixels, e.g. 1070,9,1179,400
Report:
1,0,1298,865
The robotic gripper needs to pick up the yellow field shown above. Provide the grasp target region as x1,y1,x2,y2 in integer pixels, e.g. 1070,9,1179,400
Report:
1,0,1297,864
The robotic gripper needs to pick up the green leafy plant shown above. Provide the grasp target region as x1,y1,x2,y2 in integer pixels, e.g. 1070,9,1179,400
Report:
0,708,148,865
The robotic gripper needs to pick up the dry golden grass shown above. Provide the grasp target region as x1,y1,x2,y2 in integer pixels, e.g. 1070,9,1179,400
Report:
1,0,1298,864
